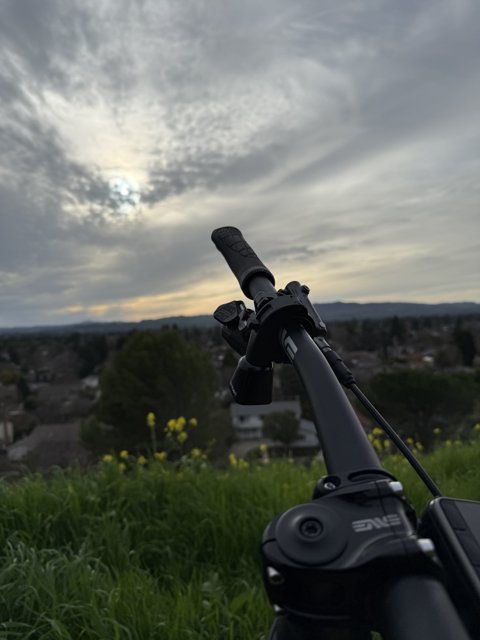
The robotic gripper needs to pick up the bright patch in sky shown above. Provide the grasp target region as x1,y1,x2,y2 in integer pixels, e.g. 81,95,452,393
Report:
108,177,141,218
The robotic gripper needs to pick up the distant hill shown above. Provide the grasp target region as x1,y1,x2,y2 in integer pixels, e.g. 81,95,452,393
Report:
314,301,480,322
0,315,215,335
1,302,479,335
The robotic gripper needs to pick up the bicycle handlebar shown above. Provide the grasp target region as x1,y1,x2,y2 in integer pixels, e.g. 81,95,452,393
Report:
269,577,471,640
211,227,275,298
211,226,472,640
379,575,470,640
284,325,383,474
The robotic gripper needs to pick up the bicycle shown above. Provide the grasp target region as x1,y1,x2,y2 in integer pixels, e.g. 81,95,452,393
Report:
211,226,480,640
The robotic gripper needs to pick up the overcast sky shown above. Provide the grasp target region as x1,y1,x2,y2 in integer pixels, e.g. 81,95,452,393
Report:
0,0,479,327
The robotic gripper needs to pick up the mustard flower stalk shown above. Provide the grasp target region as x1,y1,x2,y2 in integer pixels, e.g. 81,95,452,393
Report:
146,412,157,453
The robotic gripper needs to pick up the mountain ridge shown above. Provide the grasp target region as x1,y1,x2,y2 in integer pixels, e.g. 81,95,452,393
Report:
1,301,479,335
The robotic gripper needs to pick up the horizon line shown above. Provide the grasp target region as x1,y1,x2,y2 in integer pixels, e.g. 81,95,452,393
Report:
1,300,479,332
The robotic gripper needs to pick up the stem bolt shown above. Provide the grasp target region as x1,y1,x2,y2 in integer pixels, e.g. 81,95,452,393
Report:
299,518,323,539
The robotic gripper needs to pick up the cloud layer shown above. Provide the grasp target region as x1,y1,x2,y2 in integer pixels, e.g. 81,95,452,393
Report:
0,0,479,326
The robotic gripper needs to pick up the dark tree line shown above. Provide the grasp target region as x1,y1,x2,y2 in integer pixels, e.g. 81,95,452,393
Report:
367,369,477,448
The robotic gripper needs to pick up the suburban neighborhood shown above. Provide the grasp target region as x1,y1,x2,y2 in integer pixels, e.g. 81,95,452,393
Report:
0,309,478,475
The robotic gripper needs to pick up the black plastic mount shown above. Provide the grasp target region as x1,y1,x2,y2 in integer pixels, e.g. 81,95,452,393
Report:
249,281,327,366
214,281,327,365
213,300,253,356
213,281,327,404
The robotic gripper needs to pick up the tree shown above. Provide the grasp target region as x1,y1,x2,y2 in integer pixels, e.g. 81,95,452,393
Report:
16,376,30,400
74,334,109,377
359,320,377,352
389,315,405,342
263,410,300,453
367,369,476,448
435,346,459,369
453,329,477,367
98,329,217,447
340,319,362,352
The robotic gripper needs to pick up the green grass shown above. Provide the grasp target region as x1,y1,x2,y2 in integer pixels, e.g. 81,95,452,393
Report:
0,441,479,639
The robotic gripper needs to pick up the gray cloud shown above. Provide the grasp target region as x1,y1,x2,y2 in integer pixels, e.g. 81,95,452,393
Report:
0,0,479,326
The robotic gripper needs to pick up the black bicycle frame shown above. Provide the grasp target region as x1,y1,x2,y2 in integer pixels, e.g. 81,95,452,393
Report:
211,227,472,640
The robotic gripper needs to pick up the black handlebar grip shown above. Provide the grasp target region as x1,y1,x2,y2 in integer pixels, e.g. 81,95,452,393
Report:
211,227,275,298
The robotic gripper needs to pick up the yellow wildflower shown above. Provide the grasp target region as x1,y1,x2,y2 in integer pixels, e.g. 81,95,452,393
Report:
372,427,383,436
176,416,186,431
166,419,177,432
383,440,391,449
188,418,198,427
191,448,202,459
119,450,129,460
137,455,147,465
474,423,480,432
229,453,238,467
406,437,414,445
154,451,167,461
259,443,268,454
102,454,114,463
118,463,126,473
433,428,441,435
146,412,156,429
415,442,424,451
177,431,188,444
238,458,249,470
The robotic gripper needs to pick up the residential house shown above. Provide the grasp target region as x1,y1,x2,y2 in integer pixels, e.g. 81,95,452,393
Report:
231,400,301,440
229,399,319,457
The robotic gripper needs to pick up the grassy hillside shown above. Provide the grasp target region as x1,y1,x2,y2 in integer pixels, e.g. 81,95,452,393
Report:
0,440,479,639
